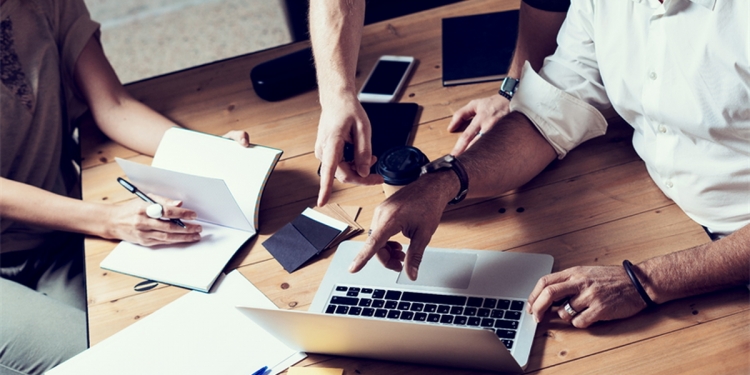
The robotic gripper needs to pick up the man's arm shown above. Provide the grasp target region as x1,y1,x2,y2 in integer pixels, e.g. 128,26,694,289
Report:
448,1,568,155
351,112,558,280
527,225,750,328
309,0,382,207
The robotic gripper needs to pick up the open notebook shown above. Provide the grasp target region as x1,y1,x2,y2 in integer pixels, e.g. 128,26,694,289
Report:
100,128,282,292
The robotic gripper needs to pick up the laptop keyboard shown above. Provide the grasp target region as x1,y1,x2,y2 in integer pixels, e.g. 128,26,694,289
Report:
324,285,524,350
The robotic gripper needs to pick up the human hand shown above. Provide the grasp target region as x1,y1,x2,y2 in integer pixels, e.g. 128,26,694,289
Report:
315,95,382,206
527,265,648,328
222,130,250,147
447,95,510,156
349,174,456,280
107,195,202,247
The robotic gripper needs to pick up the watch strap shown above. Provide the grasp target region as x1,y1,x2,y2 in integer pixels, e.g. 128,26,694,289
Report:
421,155,469,205
447,155,469,204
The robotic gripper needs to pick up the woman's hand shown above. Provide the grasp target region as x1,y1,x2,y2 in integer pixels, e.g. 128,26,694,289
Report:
105,195,203,247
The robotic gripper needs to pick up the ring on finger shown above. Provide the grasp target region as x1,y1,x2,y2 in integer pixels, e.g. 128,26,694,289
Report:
146,203,164,219
563,301,578,317
476,131,484,137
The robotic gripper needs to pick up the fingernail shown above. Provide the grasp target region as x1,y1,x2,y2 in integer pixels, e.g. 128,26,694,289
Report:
535,316,540,323
348,262,357,273
357,166,369,177
409,266,418,280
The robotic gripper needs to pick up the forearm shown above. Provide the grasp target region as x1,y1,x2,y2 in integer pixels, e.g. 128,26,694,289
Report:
309,0,365,105
74,36,176,157
458,112,557,198
507,2,567,78
0,177,112,238
90,94,175,156
638,224,750,304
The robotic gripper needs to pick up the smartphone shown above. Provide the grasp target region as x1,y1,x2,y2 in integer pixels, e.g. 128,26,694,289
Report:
357,55,416,103
317,102,420,175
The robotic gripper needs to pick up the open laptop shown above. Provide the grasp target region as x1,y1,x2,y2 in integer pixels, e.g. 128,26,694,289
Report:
239,241,553,373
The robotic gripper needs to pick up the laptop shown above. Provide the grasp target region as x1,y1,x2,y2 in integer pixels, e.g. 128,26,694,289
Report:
239,241,553,373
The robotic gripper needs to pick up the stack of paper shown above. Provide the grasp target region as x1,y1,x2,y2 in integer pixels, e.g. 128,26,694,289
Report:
263,206,362,273
47,271,305,375
312,204,363,249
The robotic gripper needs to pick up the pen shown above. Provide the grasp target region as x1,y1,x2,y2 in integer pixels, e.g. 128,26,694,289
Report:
251,366,269,375
117,177,186,228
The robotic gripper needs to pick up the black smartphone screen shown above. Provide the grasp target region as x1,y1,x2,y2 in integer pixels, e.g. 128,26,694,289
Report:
318,102,420,176
364,102,420,173
361,60,412,95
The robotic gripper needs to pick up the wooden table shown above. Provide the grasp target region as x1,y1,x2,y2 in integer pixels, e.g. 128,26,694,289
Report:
80,0,750,373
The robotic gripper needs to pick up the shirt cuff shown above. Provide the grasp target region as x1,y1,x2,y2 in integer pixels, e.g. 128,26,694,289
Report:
510,61,608,159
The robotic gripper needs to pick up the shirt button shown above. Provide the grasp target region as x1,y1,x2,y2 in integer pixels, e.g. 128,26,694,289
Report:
665,180,674,188
649,72,658,80
658,124,667,133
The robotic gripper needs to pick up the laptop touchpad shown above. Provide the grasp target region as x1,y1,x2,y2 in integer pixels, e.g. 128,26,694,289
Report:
396,251,477,289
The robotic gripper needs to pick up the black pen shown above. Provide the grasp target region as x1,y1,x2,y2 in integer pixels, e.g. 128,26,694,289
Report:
117,177,186,228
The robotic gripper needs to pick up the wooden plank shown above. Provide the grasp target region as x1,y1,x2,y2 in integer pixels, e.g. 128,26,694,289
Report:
529,310,750,375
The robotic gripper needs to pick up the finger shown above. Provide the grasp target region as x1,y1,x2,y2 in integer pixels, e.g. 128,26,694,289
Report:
317,139,344,207
375,241,405,272
447,104,476,132
349,216,401,274
403,231,432,281
333,159,383,186
528,273,578,321
352,118,373,178
569,304,599,328
142,229,202,246
450,120,481,156
138,214,202,233
557,297,586,322
223,130,250,147
160,205,198,221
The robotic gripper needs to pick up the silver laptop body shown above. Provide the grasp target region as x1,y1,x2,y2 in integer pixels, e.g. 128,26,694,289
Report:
239,241,553,373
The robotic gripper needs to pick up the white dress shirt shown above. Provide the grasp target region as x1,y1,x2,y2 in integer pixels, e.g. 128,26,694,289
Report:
510,0,750,236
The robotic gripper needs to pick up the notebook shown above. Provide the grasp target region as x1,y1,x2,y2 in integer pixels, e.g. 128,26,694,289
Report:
441,10,519,86
239,241,553,373
47,270,305,375
100,128,282,292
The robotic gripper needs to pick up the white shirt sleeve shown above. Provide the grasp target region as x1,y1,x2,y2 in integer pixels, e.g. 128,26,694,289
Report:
509,0,610,159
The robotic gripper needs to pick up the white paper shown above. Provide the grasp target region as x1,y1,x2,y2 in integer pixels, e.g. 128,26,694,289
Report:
47,271,306,375
100,222,252,292
116,158,252,232
301,208,348,232
153,128,282,229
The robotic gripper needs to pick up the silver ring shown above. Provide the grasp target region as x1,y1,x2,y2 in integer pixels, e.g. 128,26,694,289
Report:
563,302,578,317
146,203,163,219
367,229,373,237
476,131,484,137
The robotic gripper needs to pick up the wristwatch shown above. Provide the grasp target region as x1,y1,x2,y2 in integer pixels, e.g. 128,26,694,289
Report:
420,154,469,205
498,76,519,100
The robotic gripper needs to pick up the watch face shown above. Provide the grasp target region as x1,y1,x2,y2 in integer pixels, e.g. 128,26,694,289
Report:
501,77,518,93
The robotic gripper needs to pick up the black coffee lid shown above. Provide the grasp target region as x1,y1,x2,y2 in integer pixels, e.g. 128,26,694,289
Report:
376,146,429,185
